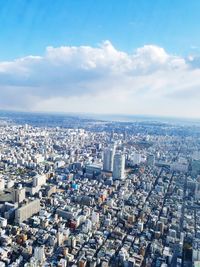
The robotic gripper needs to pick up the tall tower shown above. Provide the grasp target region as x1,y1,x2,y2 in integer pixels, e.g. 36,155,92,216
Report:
103,146,115,172
113,153,125,180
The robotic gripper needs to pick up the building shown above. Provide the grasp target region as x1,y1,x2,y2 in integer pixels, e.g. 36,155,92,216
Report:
103,147,115,172
193,239,200,263
113,153,125,180
15,199,41,223
91,211,100,225
191,160,200,178
195,182,200,200
0,217,7,228
146,154,155,166
0,178,5,191
34,246,46,263
33,174,46,187
85,164,102,177
44,185,57,197
12,186,26,204
131,151,142,165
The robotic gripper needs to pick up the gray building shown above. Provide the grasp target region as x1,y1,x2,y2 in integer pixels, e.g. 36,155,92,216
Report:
15,199,41,223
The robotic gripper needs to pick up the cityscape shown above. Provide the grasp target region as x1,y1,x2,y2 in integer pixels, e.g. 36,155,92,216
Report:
0,112,199,266
1,0,200,266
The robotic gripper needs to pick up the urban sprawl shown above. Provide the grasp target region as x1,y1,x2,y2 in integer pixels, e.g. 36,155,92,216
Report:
0,116,199,267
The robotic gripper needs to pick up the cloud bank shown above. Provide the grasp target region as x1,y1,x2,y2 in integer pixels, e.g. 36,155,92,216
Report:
0,41,200,118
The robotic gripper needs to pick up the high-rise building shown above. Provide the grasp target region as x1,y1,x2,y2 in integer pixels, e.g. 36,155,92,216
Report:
12,186,26,204
113,153,125,180
103,146,115,172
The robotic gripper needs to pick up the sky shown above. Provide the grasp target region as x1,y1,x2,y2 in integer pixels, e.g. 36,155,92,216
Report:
0,0,200,118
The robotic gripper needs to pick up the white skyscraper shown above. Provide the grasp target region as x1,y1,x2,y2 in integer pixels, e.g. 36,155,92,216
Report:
103,146,115,172
113,153,125,180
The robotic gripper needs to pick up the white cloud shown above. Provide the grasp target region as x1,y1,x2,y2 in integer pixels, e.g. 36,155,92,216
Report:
0,40,200,118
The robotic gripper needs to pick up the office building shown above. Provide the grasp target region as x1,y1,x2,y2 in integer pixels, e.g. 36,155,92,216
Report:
113,153,125,180
103,147,115,172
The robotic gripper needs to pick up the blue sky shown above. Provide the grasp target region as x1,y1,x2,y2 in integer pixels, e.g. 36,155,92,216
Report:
0,0,200,118
1,0,200,60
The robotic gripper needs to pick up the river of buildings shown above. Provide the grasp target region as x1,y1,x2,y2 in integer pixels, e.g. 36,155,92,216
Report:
0,114,200,267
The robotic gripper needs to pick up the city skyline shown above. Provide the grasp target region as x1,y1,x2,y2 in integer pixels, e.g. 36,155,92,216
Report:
0,0,200,118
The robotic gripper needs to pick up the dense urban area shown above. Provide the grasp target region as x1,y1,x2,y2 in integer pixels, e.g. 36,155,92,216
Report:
0,112,200,267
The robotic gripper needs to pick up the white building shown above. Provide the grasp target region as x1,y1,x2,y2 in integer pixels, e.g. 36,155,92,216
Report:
103,146,115,172
113,153,125,180
0,217,7,228
131,151,142,165
91,211,99,225
0,178,5,191
33,174,46,187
